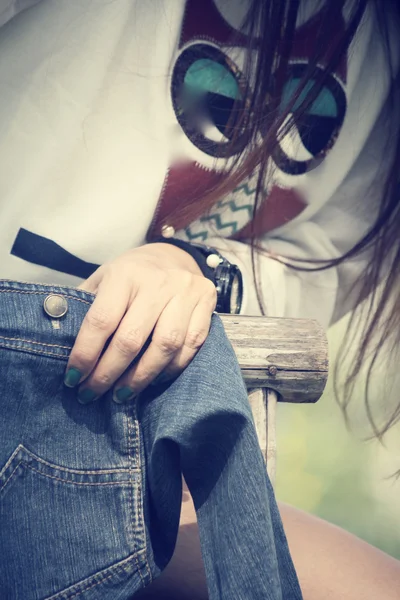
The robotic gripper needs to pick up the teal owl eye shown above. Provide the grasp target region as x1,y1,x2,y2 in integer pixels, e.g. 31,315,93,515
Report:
273,63,346,174
172,44,248,158
184,59,241,101
281,78,338,118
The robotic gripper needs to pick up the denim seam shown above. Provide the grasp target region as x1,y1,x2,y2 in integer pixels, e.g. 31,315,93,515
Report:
1,462,137,491
123,401,153,587
127,406,147,589
44,549,148,600
24,464,136,486
0,445,133,478
0,335,71,350
0,289,92,306
22,446,132,475
0,461,22,493
135,400,153,585
135,402,154,586
0,341,70,359
0,446,141,492
1,446,22,475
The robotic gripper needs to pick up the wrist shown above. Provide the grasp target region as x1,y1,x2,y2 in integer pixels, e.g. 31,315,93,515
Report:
148,238,243,314
145,242,203,276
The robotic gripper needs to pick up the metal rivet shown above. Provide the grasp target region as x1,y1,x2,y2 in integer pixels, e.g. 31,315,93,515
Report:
206,253,221,269
161,224,175,239
268,365,278,377
43,294,68,319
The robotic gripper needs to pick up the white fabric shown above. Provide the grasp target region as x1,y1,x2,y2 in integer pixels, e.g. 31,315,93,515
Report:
0,0,41,27
0,0,398,327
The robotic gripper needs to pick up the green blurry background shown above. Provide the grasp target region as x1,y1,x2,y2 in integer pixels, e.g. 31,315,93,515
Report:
275,314,400,559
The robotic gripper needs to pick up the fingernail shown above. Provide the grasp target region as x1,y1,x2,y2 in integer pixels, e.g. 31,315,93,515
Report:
64,367,82,388
78,388,98,405
114,386,136,404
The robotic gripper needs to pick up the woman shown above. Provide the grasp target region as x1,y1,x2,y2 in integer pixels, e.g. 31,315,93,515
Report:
0,0,399,597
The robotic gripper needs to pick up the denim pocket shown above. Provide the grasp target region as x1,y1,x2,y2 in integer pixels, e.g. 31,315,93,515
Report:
0,444,132,494
0,446,146,599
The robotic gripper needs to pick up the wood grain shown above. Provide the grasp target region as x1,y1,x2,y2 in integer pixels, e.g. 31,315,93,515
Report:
220,314,328,404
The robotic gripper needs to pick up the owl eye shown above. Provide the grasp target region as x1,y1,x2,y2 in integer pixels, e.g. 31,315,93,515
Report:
273,64,346,175
172,44,249,158
183,58,241,141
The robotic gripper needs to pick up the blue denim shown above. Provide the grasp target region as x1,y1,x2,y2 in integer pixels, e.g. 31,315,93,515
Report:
0,280,302,600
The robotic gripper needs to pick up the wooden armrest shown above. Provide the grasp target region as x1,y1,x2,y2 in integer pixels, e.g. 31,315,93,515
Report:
220,314,328,404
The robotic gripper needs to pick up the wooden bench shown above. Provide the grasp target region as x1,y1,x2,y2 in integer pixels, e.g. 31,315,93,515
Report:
220,315,329,485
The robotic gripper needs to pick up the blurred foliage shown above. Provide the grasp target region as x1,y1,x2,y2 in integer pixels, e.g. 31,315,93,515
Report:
275,318,400,559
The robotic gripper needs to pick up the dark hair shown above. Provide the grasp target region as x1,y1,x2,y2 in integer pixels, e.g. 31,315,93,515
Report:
171,0,400,436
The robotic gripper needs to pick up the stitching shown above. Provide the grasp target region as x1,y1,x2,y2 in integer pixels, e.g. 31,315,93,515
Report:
0,289,91,306
45,550,147,600
1,456,138,491
23,448,132,475
132,552,145,591
133,399,153,584
25,464,136,486
0,446,22,474
0,343,69,359
0,461,22,493
0,279,94,292
128,410,146,588
63,570,116,600
0,335,71,350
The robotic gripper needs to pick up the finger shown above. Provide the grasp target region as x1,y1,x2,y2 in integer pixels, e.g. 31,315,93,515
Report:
64,275,132,392
163,296,215,378
113,294,197,403
78,266,105,293
78,290,169,402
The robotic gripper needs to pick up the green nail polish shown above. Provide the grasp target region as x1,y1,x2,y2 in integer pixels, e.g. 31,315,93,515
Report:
78,388,98,405
114,387,135,404
64,367,82,388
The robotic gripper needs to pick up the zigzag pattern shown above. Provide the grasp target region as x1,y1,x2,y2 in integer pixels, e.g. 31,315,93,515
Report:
230,181,257,197
184,229,208,242
184,214,239,240
201,213,240,234
183,184,256,241
215,198,253,217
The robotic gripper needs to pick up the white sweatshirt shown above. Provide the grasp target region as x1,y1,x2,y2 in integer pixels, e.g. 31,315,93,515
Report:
0,0,398,326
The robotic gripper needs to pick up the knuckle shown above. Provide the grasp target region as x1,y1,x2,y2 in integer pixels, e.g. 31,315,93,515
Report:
134,369,152,387
203,278,217,301
155,329,183,353
71,346,96,370
152,270,169,289
185,328,207,350
130,365,153,389
86,307,113,332
178,271,193,288
90,371,114,389
113,328,144,357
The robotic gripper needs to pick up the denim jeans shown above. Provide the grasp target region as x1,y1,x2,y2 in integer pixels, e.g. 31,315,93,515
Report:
0,280,302,600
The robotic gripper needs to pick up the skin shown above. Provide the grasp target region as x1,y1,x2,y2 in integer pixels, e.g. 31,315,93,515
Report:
63,243,217,404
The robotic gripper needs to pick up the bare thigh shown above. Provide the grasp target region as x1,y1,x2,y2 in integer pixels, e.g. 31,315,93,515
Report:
134,484,208,600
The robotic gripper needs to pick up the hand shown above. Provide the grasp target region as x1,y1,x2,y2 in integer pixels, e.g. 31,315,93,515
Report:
63,243,217,404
